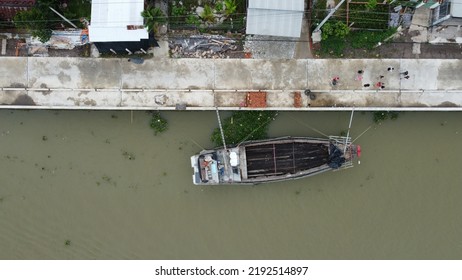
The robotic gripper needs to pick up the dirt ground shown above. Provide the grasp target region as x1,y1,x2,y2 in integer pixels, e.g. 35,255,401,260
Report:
314,29,462,59
373,29,462,59
2,29,461,59
1,37,90,57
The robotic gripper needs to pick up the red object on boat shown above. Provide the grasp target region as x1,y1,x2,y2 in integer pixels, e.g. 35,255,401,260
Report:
356,145,361,157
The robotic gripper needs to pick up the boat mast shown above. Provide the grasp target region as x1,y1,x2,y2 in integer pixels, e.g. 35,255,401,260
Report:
215,107,227,150
344,108,355,154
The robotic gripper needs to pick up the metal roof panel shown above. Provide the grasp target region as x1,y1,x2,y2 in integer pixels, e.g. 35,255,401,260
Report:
89,0,148,42
246,8,303,37
249,0,304,11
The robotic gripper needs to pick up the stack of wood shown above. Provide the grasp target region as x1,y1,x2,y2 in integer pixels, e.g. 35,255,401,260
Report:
246,92,267,108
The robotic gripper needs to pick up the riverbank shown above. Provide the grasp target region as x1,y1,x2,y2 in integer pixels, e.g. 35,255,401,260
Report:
1,57,462,111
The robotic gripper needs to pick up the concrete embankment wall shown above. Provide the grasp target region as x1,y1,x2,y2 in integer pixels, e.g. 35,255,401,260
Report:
1,57,462,111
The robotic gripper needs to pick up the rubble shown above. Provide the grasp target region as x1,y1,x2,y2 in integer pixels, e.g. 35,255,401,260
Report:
294,92,302,108
169,35,238,58
246,92,267,108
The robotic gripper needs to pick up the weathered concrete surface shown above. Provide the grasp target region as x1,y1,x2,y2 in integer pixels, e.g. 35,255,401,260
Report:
0,57,27,88
122,59,215,89
1,57,462,110
27,58,122,89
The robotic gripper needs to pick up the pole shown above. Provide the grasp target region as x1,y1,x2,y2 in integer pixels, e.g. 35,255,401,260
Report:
49,7,78,28
313,0,347,32
344,108,355,154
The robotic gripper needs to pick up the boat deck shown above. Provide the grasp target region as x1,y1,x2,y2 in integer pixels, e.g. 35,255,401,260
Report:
244,142,329,178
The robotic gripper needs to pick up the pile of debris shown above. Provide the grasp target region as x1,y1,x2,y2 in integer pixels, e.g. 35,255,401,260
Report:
246,92,267,108
293,91,302,108
169,35,237,58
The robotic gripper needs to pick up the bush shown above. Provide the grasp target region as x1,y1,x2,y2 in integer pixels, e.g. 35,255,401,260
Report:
141,6,167,33
215,1,224,12
321,21,350,40
186,14,201,27
211,111,278,146
172,4,187,17
14,7,55,43
224,0,237,16
201,4,215,23
150,112,168,135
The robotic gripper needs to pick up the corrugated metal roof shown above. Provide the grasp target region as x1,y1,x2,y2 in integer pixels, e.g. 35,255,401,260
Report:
249,0,304,11
246,0,304,37
246,9,303,37
89,0,148,42
452,0,462,17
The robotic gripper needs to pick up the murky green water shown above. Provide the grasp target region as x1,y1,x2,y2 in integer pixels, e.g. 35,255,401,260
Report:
0,110,461,259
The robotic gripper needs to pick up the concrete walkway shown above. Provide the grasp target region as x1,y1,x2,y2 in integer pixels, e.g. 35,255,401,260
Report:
294,1,313,59
1,57,462,111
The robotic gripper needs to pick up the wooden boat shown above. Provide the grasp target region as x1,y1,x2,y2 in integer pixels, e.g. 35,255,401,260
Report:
191,136,361,185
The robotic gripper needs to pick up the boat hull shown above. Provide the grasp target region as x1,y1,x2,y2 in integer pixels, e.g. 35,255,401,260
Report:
191,136,358,185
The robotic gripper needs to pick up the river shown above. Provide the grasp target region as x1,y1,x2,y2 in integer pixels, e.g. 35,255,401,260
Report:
0,110,461,259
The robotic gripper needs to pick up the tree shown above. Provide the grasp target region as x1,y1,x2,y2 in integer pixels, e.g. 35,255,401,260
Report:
14,7,53,43
13,0,61,43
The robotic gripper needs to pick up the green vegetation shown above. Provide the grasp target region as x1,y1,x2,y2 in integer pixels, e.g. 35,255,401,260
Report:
321,21,349,40
215,1,224,12
349,29,396,49
141,6,167,33
14,6,54,43
224,0,237,16
186,14,201,26
201,4,215,23
65,240,71,246
373,111,400,123
349,2,389,30
13,0,91,43
211,111,278,146
366,0,378,10
319,27,397,57
150,112,168,135
168,0,245,32
312,0,397,57
62,0,91,28
311,0,329,28
171,4,187,18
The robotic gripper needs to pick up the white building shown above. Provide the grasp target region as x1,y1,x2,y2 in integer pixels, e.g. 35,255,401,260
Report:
452,0,462,17
246,0,305,38
88,0,148,43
